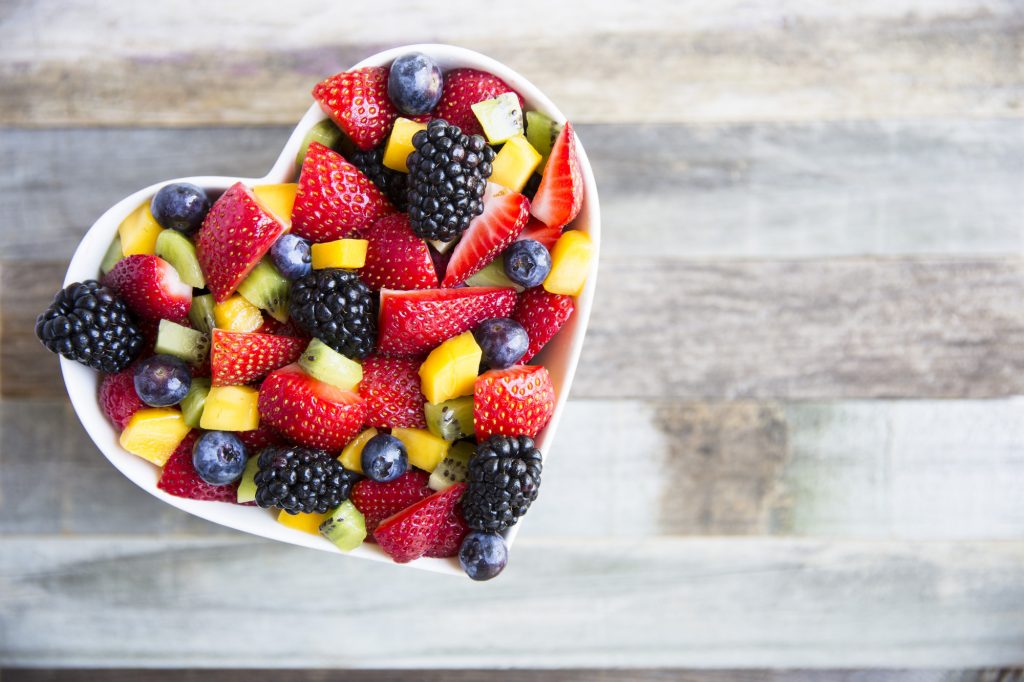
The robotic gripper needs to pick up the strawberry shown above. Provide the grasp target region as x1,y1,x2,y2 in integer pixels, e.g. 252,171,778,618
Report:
256,315,307,339
237,423,286,451
424,505,470,558
210,329,306,386
513,287,575,362
312,67,398,151
517,217,562,252
434,69,523,138
98,366,144,430
378,287,518,357
104,255,191,323
360,356,427,429
530,123,584,228
258,363,367,451
442,185,530,287
361,214,437,291
373,483,466,563
157,432,238,503
195,182,287,301
291,142,395,243
474,365,556,441
350,469,432,534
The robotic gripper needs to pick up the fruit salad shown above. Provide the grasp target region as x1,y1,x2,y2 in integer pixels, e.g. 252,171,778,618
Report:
35,51,593,580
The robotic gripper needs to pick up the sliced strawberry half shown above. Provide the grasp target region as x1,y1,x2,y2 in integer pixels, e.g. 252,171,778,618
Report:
359,356,427,429
104,255,192,323
210,329,306,386
378,287,518,357
373,483,466,563
423,505,470,558
158,432,239,503
442,184,530,287
513,287,575,362
99,366,145,431
474,365,556,441
258,364,367,451
517,217,563,252
350,469,432,534
433,69,523,138
530,122,584,228
312,67,398,151
361,214,437,291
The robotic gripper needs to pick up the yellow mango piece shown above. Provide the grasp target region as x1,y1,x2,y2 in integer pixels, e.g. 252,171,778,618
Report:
338,427,378,474
383,117,428,173
419,331,482,405
489,135,542,193
311,239,369,269
200,386,260,431
253,183,298,224
392,427,450,473
544,229,594,296
214,295,263,332
277,509,331,535
118,202,165,256
119,408,190,466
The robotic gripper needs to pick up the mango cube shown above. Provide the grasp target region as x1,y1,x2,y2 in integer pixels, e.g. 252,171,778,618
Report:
489,135,542,192
419,331,482,405
392,427,450,473
118,202,164,256
383,117,428,173
214,295,263,332
119,408,191,466
338,427,378,474
199,385,260,431
544,230,594,296
253,183,298,224
277,509,331,535
312,239,369,270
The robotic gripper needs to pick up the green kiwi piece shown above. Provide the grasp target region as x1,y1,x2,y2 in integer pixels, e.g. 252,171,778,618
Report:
237,260,290,323
428,440,475,491
319,500,367,552
526,111,559,164
464,258,524,292
298,338,363,390
189,293,216,334
424,395,476,442
100,236,125,275
180,378,211,429
154,319,210,365
236,454,260,504
471,92,524,145
155,229,206,288
296,119,344,169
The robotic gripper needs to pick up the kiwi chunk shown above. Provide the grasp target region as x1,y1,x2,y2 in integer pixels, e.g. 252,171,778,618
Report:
298,338,363,390
296,119,344,169
155,229,205,288
465,258,524,292
188,293,216,334
101,236,125,275
237,260,290,323
428,440,475,491
471,92,524,145
154,319,210,365
424,395,475,442
526,111,559,164
180,378,211,428
236,453,260,504
319,500,367,552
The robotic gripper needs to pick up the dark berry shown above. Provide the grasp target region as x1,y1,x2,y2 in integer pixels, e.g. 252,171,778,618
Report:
270,234,313,280
388,52,443,116
473,317,529,369
254,445,359,514
461,435,542,533
133,354,191,407
459,531,508,581
347,147,409,210
192,431,248,486
504,239,551,288
360,433,408,483
150,183,211,235
288,269,376,359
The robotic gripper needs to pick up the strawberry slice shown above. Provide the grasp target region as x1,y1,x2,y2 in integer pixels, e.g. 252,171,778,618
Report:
99,366,145,430
361,214,437,291
210,329,306,386
373,483,466,563
195,182,287,302
256,315,308,339
424,505,470,558
530,123,584,228
433,69,523,138
291,142,395,243
442,185,530,287
360,356,427,429
258,364,367,451
104,255,192,323
378,287,518,357
513,287,575,362
350,469,432,534
312,67,398,151
158,432,238,503
517,217,562,252
237,423,286,452
474,365,555,441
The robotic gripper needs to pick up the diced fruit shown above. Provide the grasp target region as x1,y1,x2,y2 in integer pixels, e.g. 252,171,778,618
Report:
391,427,450,473
489,135,542,192
154,229,205,288
442,184,530,287
236,454,261,503
151,183,211,235
362,214,437,290
360,357,427,430
543,229,594,296
472,92,524,145
118,202,164,256
296,119,344,168
474,317,529,370
459,530,508,581
188,293,216,333
514,287,575,362
388,52,443,116
531,122,584,228
100,236,124,275
192,431,248,485
134,354,191,407
419,331,482,405
157,432,240,503
474,365,556,441
425,504,470,558
99,367,145,430
153,319,208,366
200,385,260,431
104,254,192,323
464,259,524,292
517,217,562,252
311,239,369,269
237,259,290,323
213,295,263,332
428,440,475,491
373,483,466,563
258,364,366,450
312,67,398,151
211,329,306,386
180,377,211,428
195,182,288,301
504,238,552,289
525,111,559,164
424,396,476,442
270,234,313,280
383,117,428,173
119,408,190,466
361,433,409,483
378,287,518,357
298,338,363,391
434,69,523,138
350,469,432,534
277,509,332,535
319,500,367,552
339,427,378,474
253,183,298,223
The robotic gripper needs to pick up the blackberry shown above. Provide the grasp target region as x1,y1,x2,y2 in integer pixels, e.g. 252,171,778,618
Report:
254,445,360,514
348,147,409,211
289,269,376,359
461,435,543,532
35,280,143,373
406,119,495,242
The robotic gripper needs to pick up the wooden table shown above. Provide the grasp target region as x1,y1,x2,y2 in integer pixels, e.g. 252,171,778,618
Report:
2,0,1023,674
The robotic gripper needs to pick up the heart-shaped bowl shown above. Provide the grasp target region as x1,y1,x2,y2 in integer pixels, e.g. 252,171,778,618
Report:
60,44,600,575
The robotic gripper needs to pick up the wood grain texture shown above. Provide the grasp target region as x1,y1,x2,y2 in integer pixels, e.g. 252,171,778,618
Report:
2,0,1022,126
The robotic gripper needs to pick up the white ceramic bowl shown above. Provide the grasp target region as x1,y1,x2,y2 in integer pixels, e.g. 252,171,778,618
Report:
61,44,600,575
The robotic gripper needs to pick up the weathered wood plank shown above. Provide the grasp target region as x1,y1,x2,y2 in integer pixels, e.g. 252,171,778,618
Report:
2,0,1022,126
1,537,1021,667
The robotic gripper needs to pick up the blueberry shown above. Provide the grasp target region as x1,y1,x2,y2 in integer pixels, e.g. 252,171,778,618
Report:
504,239,552,288
459,531,508,581
270,234,312,280
133,354,191,407
473,317,529,369
388,52,443,116
192,431,248,486
150,183,211,235
361,434,408,483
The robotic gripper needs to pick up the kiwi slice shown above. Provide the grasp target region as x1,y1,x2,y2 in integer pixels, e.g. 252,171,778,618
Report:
296,119,344,169
428,440,475,491
236,454,260,504
464,258,524,292
155,229,206,288
189,293,216,334
154,319,210,365
298,338,363,390
319,500,367,552
237,260,290,323
526,111,559,164
180,378,211,428
425,395,475,442
101,236,124,275
471,92,524,145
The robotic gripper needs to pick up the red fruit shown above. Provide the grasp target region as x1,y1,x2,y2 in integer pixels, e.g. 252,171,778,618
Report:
291,142,395,243
517,217,562,252
350,469,432,534
361,214,437,291
157,432,238,503
237,423,286,451
195,182,287,301
258,364,367,451
211,329,306,386
360,357,427,429
378,287,518,357
256,315,307,339
530,123,584,228
373,483,466,563
103,255,191,323
442,186,530,287
474,365,556,441
98,367,144,430
434,69,523,138
513,287,575,362
312,67,398,151
424,505,470,558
